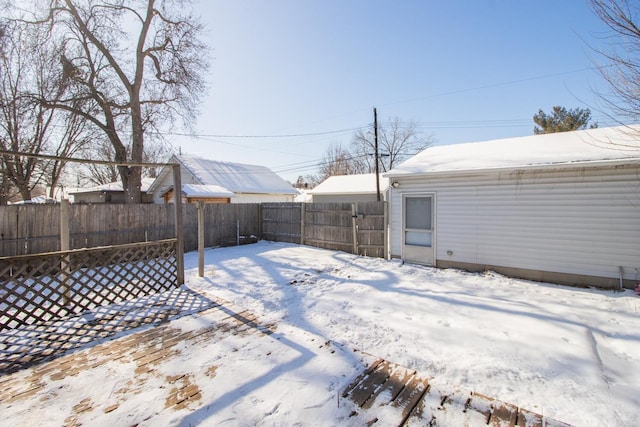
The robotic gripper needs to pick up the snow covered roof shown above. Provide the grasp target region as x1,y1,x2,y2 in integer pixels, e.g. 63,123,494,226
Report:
310,174,389,195
294,189,313,202
10,195,54,204
71,177,155,194
386,125,640,177
171,155,297,195
180,184,234,198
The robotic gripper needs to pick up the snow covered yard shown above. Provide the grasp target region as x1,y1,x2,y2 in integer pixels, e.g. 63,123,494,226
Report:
187,241,640,426
2,240,639,426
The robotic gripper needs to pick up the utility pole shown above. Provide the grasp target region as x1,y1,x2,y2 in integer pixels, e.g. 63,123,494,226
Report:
374,107,381,201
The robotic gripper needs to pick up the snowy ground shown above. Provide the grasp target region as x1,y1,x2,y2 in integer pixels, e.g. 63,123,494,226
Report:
186,241,640,426
3,241,640,426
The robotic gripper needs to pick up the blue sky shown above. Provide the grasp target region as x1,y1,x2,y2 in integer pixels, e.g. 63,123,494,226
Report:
177,0,620,181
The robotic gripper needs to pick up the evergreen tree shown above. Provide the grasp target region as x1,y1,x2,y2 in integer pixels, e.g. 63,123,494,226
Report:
533,106,597,134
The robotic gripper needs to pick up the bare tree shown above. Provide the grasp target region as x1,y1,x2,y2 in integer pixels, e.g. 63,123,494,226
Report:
0,18,99,200
591,0,640,124
78,137,171,186
316,143,365,182
0,21,58,200
292,174,320,189
42,107,97,198
350,117,434,173
24,0,208,203
77,139,123,186
141,139,173,178
313,118,434,183
303,174,321,188
0,169,16,205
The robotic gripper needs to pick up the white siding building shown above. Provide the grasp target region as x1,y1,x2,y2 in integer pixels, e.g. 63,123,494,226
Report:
309,173,389,203
70,178,155,204
385,125,640,289
148,155,298,204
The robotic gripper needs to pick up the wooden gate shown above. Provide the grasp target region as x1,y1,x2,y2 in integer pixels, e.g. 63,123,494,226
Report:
261,202,387,258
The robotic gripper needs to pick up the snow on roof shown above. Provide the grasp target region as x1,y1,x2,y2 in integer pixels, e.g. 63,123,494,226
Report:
181,184,234,198
294,189,313,202
386,125,640,177
71,177,155,194
10,195,53,204
310,173,389,195
177,155,297,195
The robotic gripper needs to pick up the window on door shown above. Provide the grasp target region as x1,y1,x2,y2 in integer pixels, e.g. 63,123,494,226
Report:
404,196,432,247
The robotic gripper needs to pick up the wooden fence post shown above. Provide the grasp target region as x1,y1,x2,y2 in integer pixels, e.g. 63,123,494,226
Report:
300,202,306,245
198,201,204,278
384,201,389,260
236,204,240,246
351,203,358,255
60,199,70,251
258,203,263,240
60,199,71,306
173,165,185,285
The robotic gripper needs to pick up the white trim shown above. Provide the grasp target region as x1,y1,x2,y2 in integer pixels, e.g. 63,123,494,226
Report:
401,192,436,266
385,158,640,179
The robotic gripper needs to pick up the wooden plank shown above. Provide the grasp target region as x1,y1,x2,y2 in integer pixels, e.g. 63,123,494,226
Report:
402,393,435,427
540,417,573,427
103,403,120,413
517,408,543,427
134,346,181,368
392,374,430,424
490,400,519,426
0,380,46,403
174,390,202,410
347,360,394,407
468,391,494,423
362,365,416,409
342,359,384,398
7,301,244,377
417,386,489,427
166,382,201,409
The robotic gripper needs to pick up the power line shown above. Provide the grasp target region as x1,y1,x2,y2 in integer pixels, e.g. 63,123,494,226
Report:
272,152,373,175
379,65,614,108
0,149,176,168
34,65,612,143
192,135,319,159
157,126,366,139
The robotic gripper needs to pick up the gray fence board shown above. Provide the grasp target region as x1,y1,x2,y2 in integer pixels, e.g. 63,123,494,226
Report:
261,201,386,257
0,203,261,256
0,201,386,258
261,203,302,244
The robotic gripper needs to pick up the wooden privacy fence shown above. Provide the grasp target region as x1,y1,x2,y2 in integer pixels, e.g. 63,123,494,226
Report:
0,202,385,258
262,201,387,258
0,239,178,330
0,203,261,256
187,203,260,251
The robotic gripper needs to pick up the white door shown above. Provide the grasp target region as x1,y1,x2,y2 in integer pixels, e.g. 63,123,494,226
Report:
402,195,434,266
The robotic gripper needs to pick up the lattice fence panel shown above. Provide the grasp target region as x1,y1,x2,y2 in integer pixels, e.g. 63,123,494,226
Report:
0,239,178,330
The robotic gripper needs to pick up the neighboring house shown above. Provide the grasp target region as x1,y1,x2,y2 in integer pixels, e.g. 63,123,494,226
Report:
294,189,313,203
161,184,235,204
385,125,640,289
148,155,298,204
309,173,389,203
71,178,155,204
10,195,55,204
